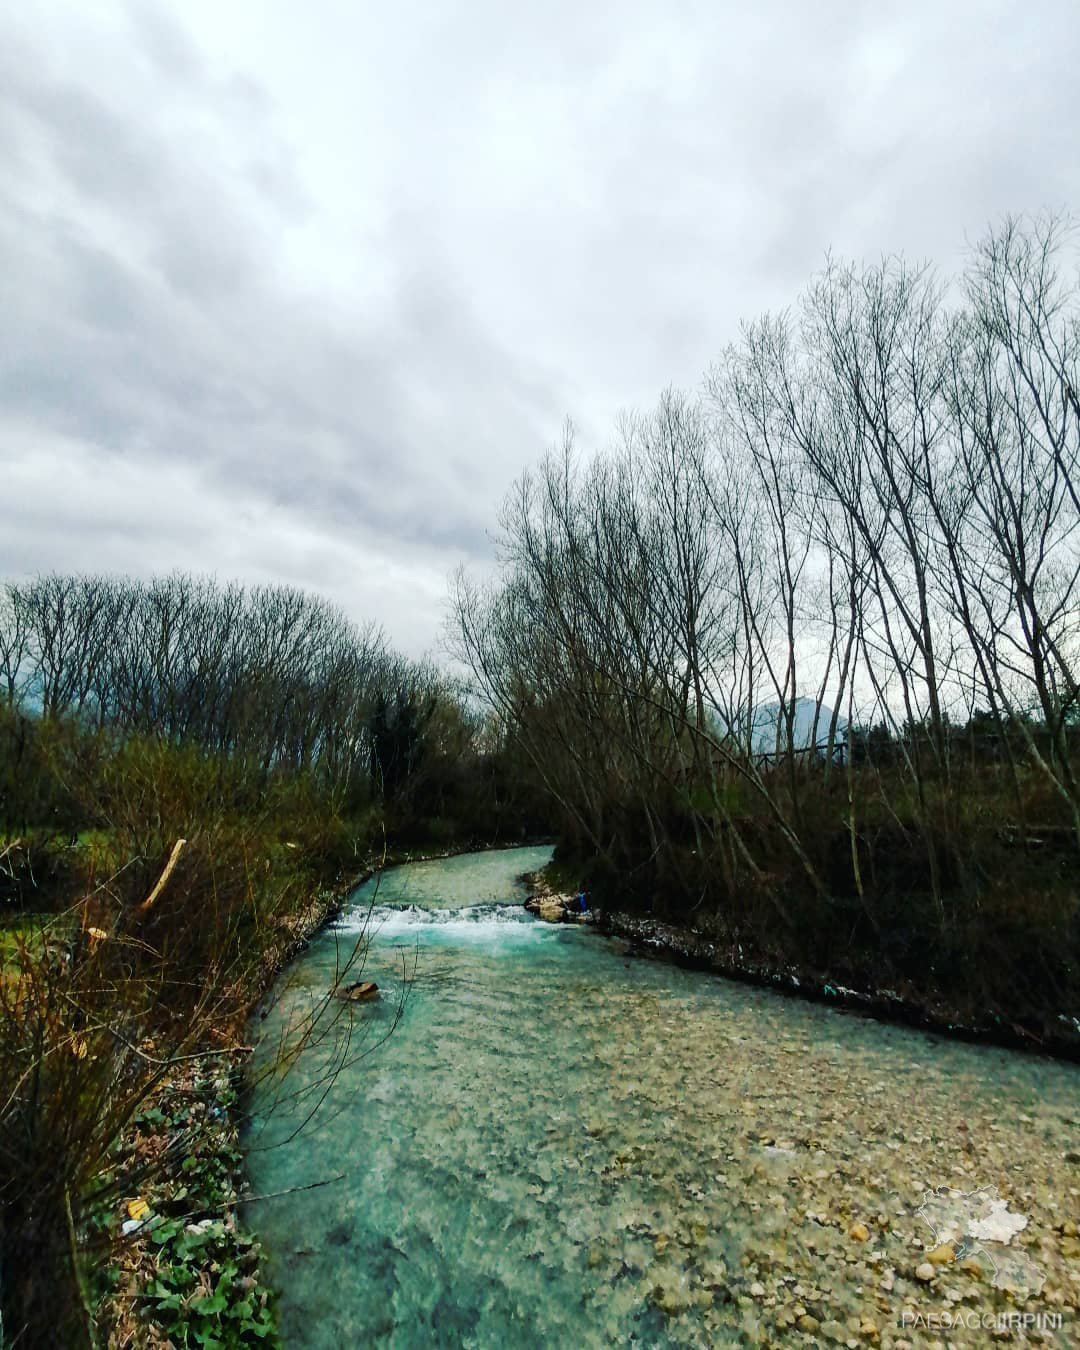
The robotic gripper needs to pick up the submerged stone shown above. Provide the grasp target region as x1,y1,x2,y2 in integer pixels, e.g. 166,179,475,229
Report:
336,979,379,1002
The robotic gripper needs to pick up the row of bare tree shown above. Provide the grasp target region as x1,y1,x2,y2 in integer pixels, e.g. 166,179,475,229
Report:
0,572,475,818
453,216,1079,946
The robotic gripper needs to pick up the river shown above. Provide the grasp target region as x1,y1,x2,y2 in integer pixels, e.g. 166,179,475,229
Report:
244,846,1078,1347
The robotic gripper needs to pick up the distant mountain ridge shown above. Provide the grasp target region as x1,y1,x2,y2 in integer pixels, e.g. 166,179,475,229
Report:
713,697,847,755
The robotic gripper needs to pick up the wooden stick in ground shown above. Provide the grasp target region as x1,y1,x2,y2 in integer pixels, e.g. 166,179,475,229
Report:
139,838,187,913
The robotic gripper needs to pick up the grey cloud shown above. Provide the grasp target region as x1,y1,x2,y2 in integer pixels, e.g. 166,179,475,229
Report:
0,27,557,533
124,0,203,85
2,0,1079,653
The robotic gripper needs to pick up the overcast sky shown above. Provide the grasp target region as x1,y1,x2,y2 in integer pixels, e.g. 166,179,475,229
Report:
3,1,1079,654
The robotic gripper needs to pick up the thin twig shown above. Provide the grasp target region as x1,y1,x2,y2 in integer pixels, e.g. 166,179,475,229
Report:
233,1173,347,1205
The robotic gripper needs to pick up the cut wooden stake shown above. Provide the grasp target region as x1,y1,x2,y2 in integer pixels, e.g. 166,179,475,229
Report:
139,838,187,912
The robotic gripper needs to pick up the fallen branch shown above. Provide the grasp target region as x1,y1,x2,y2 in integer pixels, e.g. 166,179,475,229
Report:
122,1173,349,1244
139,838,187,913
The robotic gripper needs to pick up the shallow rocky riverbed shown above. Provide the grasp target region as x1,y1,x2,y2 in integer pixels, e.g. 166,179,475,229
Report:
245,847,1079,1347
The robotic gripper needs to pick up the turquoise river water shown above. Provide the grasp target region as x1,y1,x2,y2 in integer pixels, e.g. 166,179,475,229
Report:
245,847,1079,1347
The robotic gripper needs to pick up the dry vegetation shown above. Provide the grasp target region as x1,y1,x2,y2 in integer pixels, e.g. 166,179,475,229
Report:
453,214,1080,1045
0,578,547,1346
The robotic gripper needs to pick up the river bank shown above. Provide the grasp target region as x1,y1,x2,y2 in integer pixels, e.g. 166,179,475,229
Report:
521,868,1080,1062
96,872,352,1348
596,909,1080,1061
98,837,555,1346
